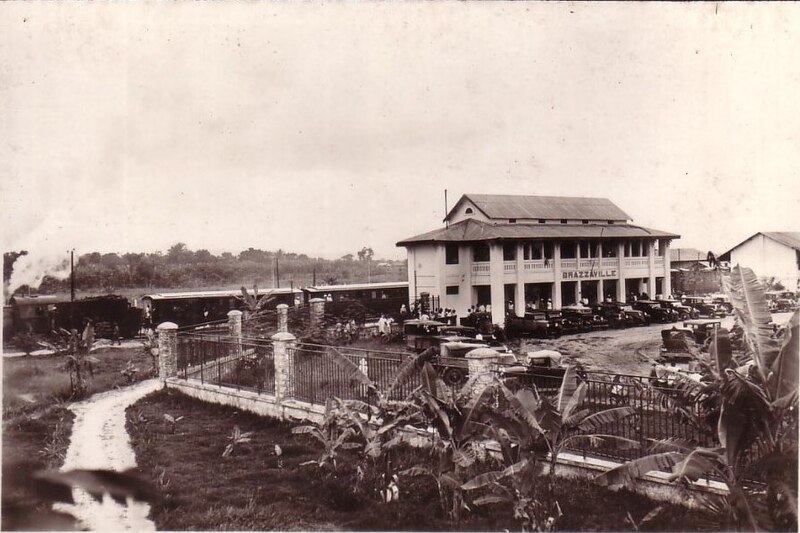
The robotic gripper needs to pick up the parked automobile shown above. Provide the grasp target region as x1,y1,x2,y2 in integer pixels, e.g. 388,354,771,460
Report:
681,296,726,318
709,294,734,315
660,326,694,353
460,311,495,336
501,350,570,391
402,319,448,352
561,305,609,332
435,341,520,386
592,302,648,327
631,300,678,323
682,318,723,345
505,311,563,338
655,299,698,320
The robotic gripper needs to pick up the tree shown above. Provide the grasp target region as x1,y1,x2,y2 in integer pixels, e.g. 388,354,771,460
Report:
357,247,374,262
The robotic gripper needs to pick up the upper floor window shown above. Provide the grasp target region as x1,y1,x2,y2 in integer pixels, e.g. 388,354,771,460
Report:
503,243,517,261
608,220,615,224
560,242,577,259
472,243,490,262
560,219,568,224
445,244,459,265
582,220,589,225
508,218,516,223
465,207,474,215
604,241,618,257
538,219,546,224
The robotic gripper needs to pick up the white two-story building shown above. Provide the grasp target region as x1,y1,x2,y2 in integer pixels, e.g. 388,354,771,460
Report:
397,194,679,325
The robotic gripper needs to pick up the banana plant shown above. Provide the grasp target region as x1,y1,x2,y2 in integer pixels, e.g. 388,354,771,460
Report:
237,284,276,319
596,267,798,531
463,367,638,530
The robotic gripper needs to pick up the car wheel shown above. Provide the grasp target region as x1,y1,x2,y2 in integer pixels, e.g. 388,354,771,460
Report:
442,368,465,387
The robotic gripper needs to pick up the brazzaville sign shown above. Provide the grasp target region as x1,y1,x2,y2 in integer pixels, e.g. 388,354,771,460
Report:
562,269,618,280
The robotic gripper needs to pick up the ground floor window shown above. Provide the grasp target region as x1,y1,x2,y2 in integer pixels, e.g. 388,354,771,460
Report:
446,285,459,295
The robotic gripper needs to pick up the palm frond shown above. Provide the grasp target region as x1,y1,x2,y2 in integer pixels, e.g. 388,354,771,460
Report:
324,347,374,389
576,406,636,433
667,449,720,482
499,383,544,436
559,434,640,451
561,381,587,422
595,452,684,487
723,266,781,381
556,366,579,413
388,347,436,394
769,309,799,402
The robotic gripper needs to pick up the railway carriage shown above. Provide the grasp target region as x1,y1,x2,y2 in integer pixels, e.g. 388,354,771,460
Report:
302,281,409,320
141,288,302,328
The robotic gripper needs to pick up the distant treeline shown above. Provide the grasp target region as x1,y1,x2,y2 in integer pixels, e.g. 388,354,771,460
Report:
4,244,407,294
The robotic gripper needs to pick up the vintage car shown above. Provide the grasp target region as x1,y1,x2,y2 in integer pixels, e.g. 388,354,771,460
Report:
683,318,723,345
656,299,698,320
435,341,521,386
505,311,563,338
709,294,734,315
632,300,678,323
681,296,727,318
660,326,694,353
402,319,449,351
460,311,495,336
560,305,609,332
501,350,570,391
591,302,648,327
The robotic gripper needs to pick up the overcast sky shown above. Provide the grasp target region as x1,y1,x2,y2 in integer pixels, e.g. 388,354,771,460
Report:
2,2,799,263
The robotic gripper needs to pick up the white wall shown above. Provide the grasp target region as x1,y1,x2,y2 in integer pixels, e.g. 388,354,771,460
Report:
406,244,440,303
730,235,799,289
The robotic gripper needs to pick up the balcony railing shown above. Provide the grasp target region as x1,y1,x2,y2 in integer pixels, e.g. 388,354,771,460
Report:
503,261,517,272
623,258,650,268
472,263,490,274
523,259,553,271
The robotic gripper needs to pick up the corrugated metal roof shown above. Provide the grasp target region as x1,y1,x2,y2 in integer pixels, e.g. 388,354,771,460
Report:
305,281,408,293
397,218,679,246
9,295,67,306
763,232,800,251
670,248,707,261
449,194,631,221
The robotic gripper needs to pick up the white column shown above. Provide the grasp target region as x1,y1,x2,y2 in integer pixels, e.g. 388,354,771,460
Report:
574,280,582,305
552,242,562,309
515,243,525,317
435,244,447,310
617,241,627,302
597,279,604,304
648,241,657,297
459,244,472,318
489,243,505,324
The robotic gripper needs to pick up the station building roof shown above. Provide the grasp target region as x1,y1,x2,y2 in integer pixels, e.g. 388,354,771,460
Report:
445,194,631,222
143,288,300,300
397,218,679,247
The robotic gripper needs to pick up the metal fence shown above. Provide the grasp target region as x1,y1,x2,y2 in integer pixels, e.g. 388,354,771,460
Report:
176,333,275,394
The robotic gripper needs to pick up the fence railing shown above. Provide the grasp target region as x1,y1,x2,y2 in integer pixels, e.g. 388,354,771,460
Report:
176,333,275,395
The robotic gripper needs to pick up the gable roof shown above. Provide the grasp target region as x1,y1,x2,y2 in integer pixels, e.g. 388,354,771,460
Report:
445,194,631,222
670,248,708,262
397,218,678,246
720,231,800,259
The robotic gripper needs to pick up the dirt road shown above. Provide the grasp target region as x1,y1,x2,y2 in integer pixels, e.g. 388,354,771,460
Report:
515,311,795,376
54,379,161,531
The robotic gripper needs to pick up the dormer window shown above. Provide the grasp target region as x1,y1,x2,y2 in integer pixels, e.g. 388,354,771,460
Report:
560,219,567,224
465,208,474,215
538,219,546,224
608,220,615,224
582,220,589,224
508,218,516,223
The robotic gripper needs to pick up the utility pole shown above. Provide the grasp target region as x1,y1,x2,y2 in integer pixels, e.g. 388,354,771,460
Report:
70,249,75,329
275,257,280,288
312,264,317,286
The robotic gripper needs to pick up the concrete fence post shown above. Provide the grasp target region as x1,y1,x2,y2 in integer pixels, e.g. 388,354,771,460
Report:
309,298,325,331
465,348,502,398
228,310,243,358
271,331,297,400
157,322,178,380
277,304,289,333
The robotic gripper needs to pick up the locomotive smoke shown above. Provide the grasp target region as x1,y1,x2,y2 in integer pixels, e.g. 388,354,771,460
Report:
6,253,71,298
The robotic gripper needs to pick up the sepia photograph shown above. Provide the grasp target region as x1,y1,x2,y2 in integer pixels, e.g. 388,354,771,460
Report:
1,2,798,531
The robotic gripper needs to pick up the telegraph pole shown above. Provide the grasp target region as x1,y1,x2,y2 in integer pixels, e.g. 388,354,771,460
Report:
70,249,75,329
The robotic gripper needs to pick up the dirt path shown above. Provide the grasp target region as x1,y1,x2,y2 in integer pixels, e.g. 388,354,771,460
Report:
54,379,162,531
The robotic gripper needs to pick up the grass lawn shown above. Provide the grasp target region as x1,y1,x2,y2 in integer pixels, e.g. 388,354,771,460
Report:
128,388,718,531
2,344,155,530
